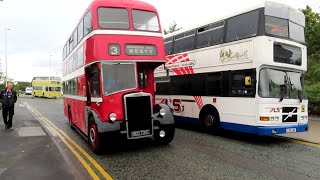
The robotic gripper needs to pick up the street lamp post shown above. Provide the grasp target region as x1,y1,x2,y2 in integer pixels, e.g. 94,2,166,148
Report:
4,28,10,85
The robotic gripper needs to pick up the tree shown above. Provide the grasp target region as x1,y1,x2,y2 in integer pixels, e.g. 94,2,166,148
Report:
301,6,320,60
164,21,182,35
301,6,320,114
16,81,32,91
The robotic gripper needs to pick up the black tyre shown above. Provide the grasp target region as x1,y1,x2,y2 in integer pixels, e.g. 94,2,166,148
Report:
200,106,220,133
154,124,175,145
88,118,103,154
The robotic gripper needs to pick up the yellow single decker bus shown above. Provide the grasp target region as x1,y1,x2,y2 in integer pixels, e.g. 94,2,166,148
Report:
32,76,62,98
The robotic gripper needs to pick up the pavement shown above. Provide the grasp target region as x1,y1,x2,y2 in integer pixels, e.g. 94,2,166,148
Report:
279,116,320,144
0,100,76,180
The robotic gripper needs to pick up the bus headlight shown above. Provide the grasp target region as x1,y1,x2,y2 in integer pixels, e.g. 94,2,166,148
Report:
109,113,117,122
159,108,166,116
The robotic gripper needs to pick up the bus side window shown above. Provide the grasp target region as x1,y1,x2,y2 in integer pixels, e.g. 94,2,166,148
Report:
90,64,100,96
231,70,255,97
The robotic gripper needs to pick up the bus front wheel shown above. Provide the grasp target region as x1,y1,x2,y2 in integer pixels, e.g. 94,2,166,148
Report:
88,119,103,154
154,124,175,145
199,106,220,133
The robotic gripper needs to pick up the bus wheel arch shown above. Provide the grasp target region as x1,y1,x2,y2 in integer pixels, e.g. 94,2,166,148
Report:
88,115,103,154
199,104,220,131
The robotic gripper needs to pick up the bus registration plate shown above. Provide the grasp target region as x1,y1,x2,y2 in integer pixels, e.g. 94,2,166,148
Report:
286,128,296,133
131,129,151,137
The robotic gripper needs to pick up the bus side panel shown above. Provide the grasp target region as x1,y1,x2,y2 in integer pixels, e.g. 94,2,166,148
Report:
71,99,80,130
77,75,87,133
202,97,257,127
156,95,258,128
63,98,69,118
77,100,87,133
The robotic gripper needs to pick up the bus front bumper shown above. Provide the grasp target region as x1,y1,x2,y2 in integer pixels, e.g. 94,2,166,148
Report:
256,124,309,135
220,122,308,135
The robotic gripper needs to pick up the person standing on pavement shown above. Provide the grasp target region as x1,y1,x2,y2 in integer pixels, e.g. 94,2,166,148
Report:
0,82,17,129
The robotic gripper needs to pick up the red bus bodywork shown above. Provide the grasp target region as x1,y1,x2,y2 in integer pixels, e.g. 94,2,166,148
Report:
62,0,174,153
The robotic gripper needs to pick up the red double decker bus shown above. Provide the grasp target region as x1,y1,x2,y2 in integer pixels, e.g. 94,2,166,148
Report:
62,0,174,154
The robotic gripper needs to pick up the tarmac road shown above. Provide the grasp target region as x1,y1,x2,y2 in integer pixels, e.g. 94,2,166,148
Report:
17,96,320,180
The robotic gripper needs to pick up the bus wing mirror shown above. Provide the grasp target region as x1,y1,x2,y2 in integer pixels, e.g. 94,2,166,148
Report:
245,76,252,86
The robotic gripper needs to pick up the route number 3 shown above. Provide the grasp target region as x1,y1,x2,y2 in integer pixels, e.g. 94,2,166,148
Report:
109,44,120,56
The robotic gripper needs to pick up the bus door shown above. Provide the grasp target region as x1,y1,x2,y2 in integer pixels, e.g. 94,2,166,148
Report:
85,67,91,106
84,63,101,134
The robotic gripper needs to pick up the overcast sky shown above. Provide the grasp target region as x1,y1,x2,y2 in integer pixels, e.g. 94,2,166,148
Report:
0,0,319,82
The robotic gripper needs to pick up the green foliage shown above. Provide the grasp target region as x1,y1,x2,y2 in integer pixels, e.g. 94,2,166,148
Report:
164,21,182,35
16,81,32,91
301,6,320,60
305,83,320,114
0,81,31,92
302,6,320,114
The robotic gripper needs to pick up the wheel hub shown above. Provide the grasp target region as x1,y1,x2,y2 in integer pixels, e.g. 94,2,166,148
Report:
204,115,215,127
90,128,96,142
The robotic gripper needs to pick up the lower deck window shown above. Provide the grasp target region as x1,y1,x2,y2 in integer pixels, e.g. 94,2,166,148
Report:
156,69,256,97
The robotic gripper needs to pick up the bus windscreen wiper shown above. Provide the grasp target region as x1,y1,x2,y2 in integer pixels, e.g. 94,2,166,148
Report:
279,84,287,102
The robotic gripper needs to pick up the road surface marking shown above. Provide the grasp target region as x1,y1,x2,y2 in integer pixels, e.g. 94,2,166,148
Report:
44,124,58,137
286,138,320,148
39,119,100,180
25,103,113,180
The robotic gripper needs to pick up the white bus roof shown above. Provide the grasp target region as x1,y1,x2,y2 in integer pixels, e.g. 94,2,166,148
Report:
164,1,305,38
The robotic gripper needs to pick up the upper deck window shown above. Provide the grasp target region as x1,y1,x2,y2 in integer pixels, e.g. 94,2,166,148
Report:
164,37,173,55
289,22,305,43
265,16,305,43
195,21,224,49
226,10,259,42
98,8,129,29
84,11,92,35
132,10,160,31
265,16,288,38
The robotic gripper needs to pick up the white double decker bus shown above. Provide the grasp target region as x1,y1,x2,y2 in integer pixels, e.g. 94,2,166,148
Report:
155,1,308,135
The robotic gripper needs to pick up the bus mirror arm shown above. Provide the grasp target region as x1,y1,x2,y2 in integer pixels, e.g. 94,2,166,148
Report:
166,68,169,77
298,90,303,103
